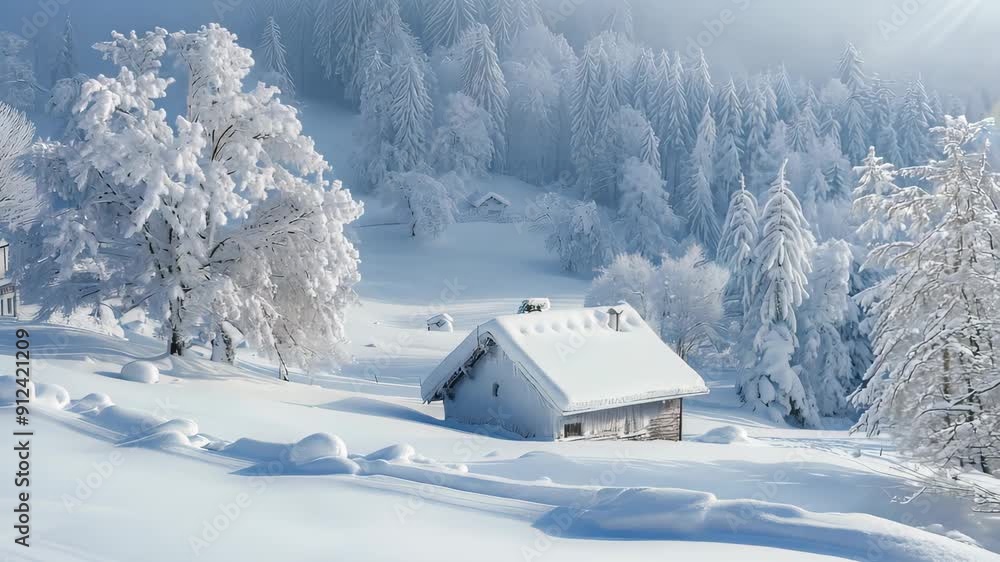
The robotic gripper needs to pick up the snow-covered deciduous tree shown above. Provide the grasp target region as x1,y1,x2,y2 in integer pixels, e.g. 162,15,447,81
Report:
431,92,496,177
685,102,721,252
717,177,758,318
586,252,657,321
425,0,480,49
740,161,819,428
460,23,509,170
652,245,729,361
853,116,1000,474
618,157,680,260
0,32,37,111
379,171,456,239
0,103,41,230
797,239,855,417
33,25,362,374
259,16,296,98
530,192,617,274
52,14,78,86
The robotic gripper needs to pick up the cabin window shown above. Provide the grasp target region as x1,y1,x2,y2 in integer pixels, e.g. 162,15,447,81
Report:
563,422,583,438
492,383,500,397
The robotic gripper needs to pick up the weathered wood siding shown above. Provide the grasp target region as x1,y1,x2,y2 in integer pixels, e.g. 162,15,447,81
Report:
557,399,682,441
443,346,557,439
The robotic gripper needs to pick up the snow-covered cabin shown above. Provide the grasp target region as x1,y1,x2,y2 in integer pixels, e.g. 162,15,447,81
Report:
427,313,455,332
421,304,709,441
470,192,510,217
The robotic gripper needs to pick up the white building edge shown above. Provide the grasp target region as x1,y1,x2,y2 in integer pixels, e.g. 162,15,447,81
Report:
422,304,709,441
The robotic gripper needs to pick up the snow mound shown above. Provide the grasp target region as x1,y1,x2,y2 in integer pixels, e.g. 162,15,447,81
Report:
365,443,416,463
67,393,114,415
538,487,990,562
289,433,348,465
90,405,167,436
692,426,752,444
0,376,70,409
120,360,160,383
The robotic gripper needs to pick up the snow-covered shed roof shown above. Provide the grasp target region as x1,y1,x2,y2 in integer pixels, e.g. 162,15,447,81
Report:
421,304,709,414
427,313,454,325
470,191,511,208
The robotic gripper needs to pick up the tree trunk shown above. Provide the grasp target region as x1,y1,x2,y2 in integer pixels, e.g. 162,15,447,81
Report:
168,298,185,356
211,325,236,365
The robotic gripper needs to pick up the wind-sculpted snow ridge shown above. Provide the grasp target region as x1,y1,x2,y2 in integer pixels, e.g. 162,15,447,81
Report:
12,377,995,561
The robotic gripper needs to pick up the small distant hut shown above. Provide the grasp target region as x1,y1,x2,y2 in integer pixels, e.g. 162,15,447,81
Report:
470,192,510,217
427,313,455,332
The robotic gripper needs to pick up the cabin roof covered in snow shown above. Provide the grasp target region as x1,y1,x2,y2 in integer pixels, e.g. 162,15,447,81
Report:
421,304,709,414
470,191,511,208
427,313,454,324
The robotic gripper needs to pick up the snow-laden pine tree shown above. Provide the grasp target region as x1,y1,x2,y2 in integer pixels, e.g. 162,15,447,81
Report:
659,52,691,191
853,117,1000,474
425,0,479,49
796,239,855,417
431,92,496,176
840,95,869,164
618,157,681,260
686,102,721,252
51,14,78,86
788,88,819,153
460,23,509,170
0,32,36,111
868,75,902,165
837,42,867,94
743,81,770,177
315,0,378,101
631,48,658,117
505,56,560,184
593,105,660,203
718,176,758,318
379,171,456,239
570,38,606,184
714,77,744,208
388,55,434,173
33,26,362,371
259,16,296,98
852,146,901,242
897,76,936,167
0,103,41,229
685,49,714,139
489,0,538,60
771,64,797,123
740,160,819,428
